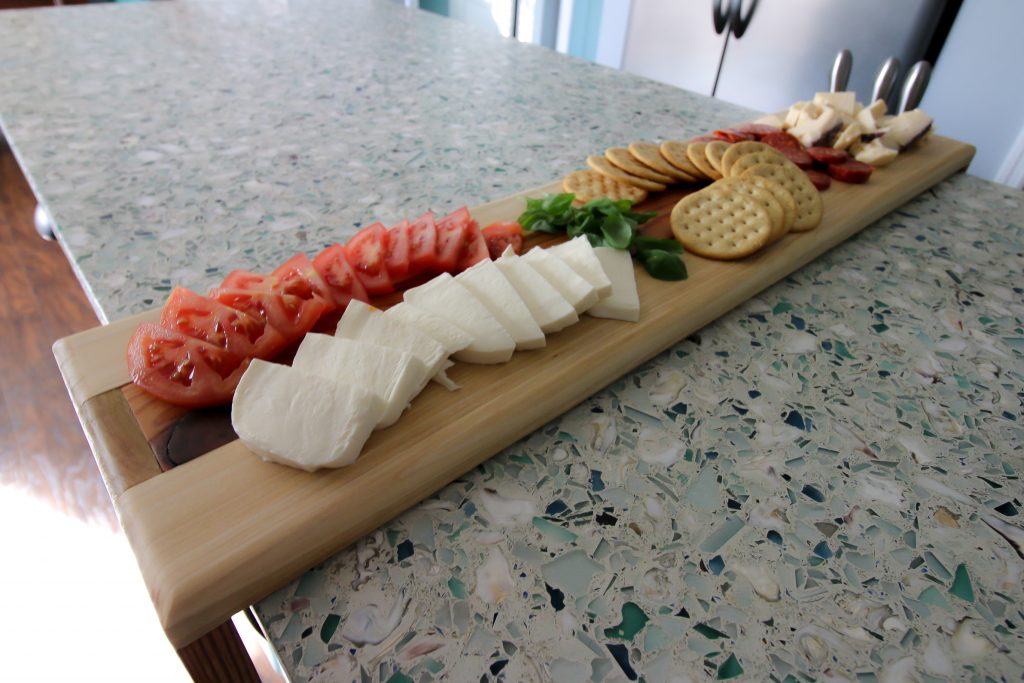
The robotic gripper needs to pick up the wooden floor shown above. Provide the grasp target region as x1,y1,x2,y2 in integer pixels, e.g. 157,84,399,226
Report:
0,139,284,681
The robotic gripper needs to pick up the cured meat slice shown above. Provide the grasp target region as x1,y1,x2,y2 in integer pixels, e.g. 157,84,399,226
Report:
827,160,874,184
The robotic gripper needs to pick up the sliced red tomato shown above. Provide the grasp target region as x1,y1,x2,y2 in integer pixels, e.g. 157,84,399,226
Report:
268,254,335,312
385,220,412,281
209,287,329,344
312,244,369,308
344,223,393,295
221,270,269,291
435,207,471,273
481,222,524,259
407,211,438,275
456,220,489,271
127,323,249,408
160,287,286,361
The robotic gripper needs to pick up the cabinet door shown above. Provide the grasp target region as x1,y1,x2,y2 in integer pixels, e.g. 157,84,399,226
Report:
620,0,722,96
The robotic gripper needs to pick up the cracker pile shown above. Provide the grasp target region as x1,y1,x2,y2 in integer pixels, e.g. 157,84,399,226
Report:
563,136,825,261
669,143,822,260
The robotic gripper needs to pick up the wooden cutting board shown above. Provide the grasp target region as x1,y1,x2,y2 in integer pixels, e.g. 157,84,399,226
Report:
53,134,974,649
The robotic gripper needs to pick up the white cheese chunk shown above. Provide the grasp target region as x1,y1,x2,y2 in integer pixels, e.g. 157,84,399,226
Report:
456,259,545,350
789,106,842,147
403,273,516,364
813,91,857,116
522,246,599,314
854,138,899,166
784,101,816,129
879,109,933,150
335,300,447,385
587,247,639,322
292,334,427,429
384,302,473,356
495,248,578,334
232,360,383,471
831,121,864,151
546,236,614,297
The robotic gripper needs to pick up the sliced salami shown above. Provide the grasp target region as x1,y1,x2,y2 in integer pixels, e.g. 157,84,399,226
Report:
712,129,754,143
807,146,850,165
804,169,832,191
778,146,814,169
827,160,874,184
760,131,803,150
735,123,781,139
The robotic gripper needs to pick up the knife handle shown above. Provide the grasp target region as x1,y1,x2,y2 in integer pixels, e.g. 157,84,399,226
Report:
872,57,901,106
899,61,932,113
830,49,852,92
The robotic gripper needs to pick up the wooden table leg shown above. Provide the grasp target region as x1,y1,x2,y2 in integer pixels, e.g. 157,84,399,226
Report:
176,619,260,683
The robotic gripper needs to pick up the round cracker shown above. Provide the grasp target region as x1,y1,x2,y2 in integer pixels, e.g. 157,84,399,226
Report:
740,163,823,231
587,155,666,192
744,175,797,240
670,185,772,260
563,170,648,204
605,147,675,184
659,140,706,180
720,141,774,176
686,141,723,180
704,140,732,175
628,141,697,182
717,177,785,241
727,149,790,178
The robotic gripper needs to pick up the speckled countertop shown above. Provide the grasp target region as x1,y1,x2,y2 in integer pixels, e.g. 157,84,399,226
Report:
2,2,1022,682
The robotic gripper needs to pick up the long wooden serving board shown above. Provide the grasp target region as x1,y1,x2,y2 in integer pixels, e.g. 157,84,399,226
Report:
54,134,974,649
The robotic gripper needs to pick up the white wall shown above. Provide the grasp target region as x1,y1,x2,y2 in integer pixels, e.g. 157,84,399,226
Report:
922,0,1024,187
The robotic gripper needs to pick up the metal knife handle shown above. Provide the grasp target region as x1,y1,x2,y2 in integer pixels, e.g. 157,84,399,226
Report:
899,61,931,113
871,57,901,105
830,49,852,92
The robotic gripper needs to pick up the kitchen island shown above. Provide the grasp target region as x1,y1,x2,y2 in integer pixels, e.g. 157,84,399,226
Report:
1,1,1022,681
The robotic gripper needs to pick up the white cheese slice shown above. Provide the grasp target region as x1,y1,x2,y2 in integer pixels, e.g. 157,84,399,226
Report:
813,91,857,116
403,273,516,364
335,300,447,386
232,360,383,471
587,247,639,322
545,236,613,297
789,106,842,147
456,259,545,350
831,121,864,151
522,246,599,314
384,301,473,356
879,109,933,150
854,138,899,166
495,248,578,334
292,334,428,429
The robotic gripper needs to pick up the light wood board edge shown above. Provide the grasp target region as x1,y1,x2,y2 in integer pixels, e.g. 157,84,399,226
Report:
113,136,974,647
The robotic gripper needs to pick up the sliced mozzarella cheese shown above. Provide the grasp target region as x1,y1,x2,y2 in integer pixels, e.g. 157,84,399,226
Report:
232,359,383,471
456,259,545,350
813,91,856,116
384,301,473,356
854,138,899,166
495,248,578,334
335,300,447,385
587,247,639,322
522,246,599,314
546,236,613,296
403,273,516,364
292,334,427,429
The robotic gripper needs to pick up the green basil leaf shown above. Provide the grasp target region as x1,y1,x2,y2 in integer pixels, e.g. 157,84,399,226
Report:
633,236,683,253
543,193,576,214
584,232,604,247
638,248,688,281
625,209,658,224
529,218,563,235
601,212,634,250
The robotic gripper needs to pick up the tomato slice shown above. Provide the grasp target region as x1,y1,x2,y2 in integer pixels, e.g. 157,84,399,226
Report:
312,243,370,308
221,270,269,291
127,323,249,408
160,287,287,361
435,207,471,273
385,220,412,282
456,219,489,271
407,211,438,276
344,222,393,295
209,287,328,344
269,254,335,312
481,221,524,259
